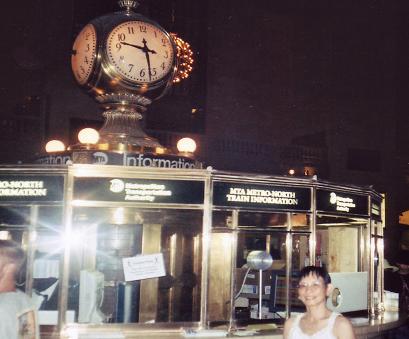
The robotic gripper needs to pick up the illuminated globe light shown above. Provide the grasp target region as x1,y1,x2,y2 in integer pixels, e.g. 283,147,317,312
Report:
177,137,197,153
288,168,295,176
45,140,66,153
78,128,99,144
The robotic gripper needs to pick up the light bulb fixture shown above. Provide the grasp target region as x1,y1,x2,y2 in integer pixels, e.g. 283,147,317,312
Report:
177,137,197,154
288,168,295,176
45,140,66,153
78,128,99,144
171,33,194,83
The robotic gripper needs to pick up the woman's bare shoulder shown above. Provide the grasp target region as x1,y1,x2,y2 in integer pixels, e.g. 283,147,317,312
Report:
334,314,356,339
284,316,295,326
283,316,295,339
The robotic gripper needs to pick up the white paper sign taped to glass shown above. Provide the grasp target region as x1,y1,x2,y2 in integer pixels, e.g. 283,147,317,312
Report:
122,253,166,281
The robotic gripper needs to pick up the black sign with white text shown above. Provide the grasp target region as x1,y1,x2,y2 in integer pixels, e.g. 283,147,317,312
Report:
35,151,201,169
212,181,311,211
0,175,64,202
316,189,368,216
73,177,204,204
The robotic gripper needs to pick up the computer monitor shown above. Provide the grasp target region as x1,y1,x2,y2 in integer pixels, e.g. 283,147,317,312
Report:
327,271,368,313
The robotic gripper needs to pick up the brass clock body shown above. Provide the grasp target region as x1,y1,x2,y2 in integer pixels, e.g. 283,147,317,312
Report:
68,2,188,152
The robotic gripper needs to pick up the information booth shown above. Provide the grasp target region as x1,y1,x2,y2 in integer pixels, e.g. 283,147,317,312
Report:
0,164,399,339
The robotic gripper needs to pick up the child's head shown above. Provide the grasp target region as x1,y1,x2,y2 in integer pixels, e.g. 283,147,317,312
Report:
0,240,25,276
298,265,331,286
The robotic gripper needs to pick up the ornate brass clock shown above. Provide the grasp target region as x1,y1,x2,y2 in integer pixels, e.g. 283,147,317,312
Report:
70,0,192,151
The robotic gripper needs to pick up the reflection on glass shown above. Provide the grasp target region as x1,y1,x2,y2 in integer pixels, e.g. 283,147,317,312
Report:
238,212,287,228
69,208,203,324
212,211,232,228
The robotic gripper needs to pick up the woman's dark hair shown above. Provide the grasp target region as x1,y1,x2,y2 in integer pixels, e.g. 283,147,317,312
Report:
298,265,331,285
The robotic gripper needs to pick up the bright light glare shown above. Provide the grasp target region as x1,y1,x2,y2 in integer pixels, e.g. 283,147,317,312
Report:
113,207,125,225
288,169,295,175
45,140,65,153
0,231,10,240
62,230,85,248
61,327,78,339
177,137,197,153
78,128,99,144
30,231,37,242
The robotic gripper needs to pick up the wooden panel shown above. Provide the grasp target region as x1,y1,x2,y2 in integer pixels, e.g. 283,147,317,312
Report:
328,227,358,272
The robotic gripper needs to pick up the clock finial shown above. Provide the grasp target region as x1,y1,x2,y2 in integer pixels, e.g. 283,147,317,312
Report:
118,0,139,12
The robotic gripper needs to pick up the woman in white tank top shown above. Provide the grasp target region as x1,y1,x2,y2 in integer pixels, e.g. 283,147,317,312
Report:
283,266,356,339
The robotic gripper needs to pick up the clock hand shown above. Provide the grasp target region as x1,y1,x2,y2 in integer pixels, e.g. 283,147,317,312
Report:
143,47,153,80
141,38,157,54
120,41,157,55
142,38,155,81
120,41,144,50
120,39,157,81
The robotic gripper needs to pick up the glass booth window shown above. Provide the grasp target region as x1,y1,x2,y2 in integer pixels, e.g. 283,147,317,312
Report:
67,207,203,324
238,212,288,228
316,215,367,272
235,232,310,316
207,210,311,324
0,205,64,324
0,206,31,226
315,215,369,314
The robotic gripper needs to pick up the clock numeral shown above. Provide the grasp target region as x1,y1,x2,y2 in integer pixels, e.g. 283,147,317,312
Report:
84,56,89,64
117,33,126,41
139,25,147,33
151,68,157,76
85,32,91,40
161,62,165,70
161,38,167,47
116,43,122,51
140,68,146,77
154,31,157,38
128,64,134,73
128,26,135,34
80,65,85,74
164,51,169,59
86,43,90,52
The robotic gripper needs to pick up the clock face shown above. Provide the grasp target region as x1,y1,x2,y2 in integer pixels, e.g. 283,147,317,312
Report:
71,24,97,85
106,21,175,84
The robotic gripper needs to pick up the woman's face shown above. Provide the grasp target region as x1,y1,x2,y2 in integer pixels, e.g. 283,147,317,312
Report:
297,272,331,307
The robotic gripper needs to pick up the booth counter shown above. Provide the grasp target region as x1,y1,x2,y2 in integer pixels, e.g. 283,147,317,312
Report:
0,164,392,338
40,312,407,339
